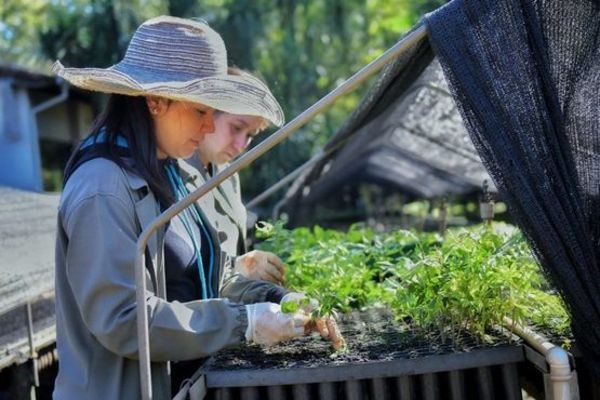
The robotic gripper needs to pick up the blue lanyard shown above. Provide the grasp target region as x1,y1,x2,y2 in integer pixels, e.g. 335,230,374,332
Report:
80,130,128,149
164,162,215,299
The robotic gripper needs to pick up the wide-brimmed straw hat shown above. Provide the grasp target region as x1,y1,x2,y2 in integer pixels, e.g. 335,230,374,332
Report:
52,16,284,127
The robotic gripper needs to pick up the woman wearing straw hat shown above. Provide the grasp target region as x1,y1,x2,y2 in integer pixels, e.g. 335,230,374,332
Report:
52,16,324,399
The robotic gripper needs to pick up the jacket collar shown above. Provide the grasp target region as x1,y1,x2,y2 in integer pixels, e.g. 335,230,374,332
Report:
121,159,149,191
118,161,162,281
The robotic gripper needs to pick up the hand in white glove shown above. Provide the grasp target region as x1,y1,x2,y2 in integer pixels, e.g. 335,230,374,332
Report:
245,302,308,346
280,292,319,314
235,250,286,285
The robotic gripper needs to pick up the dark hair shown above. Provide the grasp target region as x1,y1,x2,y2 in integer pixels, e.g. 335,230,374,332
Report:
66,94,174,206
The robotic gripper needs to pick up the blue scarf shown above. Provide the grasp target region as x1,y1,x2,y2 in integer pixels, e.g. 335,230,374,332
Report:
164,160,216,299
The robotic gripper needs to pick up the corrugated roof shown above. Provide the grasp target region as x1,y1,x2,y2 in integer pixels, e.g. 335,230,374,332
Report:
0,187,57,313
0,187,58,368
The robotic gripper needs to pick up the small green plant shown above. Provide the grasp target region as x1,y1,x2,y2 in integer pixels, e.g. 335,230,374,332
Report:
280,298,313,315
281,300,300,314
255,221,571,343
390,227,565,342
257,222,428,315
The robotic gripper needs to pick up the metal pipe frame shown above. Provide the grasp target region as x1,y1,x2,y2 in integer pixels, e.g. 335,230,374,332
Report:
31,80,69,114
134,24,428,399
245,150,324,209
26,301,39,388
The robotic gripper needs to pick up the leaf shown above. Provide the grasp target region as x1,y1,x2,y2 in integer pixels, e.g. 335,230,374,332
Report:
281,301,300,314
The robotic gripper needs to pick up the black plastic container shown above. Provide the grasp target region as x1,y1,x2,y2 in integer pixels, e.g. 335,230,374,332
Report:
201,310,531,400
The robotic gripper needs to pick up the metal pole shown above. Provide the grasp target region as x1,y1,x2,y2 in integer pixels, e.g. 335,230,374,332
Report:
135,250,152,400
135,24,428,399
26,301,38,400
31,80,69,114
246,151,324,209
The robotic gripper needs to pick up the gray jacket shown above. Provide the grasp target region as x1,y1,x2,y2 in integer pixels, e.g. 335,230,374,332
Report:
186,156,247,260
53,158,281,400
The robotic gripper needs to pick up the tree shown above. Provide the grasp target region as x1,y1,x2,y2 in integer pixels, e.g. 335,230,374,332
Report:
3,0,446,208
221,0,446,206
0,0,49,68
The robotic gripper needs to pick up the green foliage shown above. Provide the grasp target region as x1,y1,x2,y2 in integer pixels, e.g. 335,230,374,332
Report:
281,298,312,315
1,0,160,69
40,1,125,68
0,0,50,68
392,228,570,342
233,0,447,204
2,0,446,203
42,167,63,192
256,221,571,343
281,300,300,314
256,220,441,316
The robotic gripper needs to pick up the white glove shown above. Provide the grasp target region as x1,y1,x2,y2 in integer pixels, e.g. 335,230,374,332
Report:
280,292,319,314
235,250,286,284
245,302,308,346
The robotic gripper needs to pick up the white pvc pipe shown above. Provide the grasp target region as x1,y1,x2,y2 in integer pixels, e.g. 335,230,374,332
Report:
547,347,573,400
504,317,573,400
31,80,69,114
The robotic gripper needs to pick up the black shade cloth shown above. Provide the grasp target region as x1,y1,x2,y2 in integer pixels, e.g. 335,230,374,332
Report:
425,0,600,376
281,26,494,225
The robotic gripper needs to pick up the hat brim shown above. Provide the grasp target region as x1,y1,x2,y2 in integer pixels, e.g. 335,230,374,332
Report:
52,61,285,127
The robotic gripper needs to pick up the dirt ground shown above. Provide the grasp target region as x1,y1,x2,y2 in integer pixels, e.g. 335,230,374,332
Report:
208,308,517,371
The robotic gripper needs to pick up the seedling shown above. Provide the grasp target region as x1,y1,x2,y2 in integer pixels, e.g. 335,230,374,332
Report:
255,221,571,345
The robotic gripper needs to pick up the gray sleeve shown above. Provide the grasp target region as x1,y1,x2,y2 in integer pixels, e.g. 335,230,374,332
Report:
219,256,288,304
63,193,248,362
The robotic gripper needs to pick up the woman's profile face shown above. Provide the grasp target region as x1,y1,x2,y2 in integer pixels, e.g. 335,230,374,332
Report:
148,97,216,159
199,113,265,165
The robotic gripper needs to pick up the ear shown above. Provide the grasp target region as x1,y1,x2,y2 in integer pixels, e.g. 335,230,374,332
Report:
146,96,169,116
